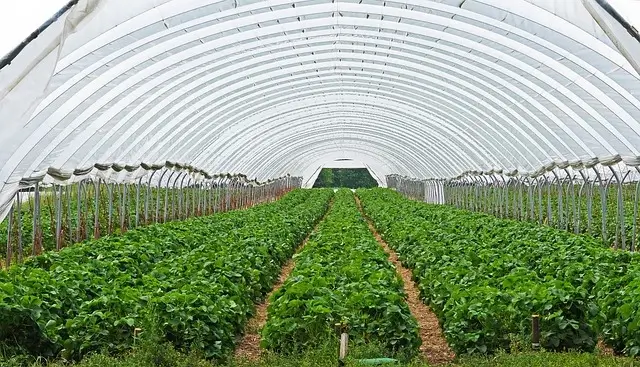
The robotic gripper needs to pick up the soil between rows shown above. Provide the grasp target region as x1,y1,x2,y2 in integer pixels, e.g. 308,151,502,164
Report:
355,196,455,365
233,199,334,360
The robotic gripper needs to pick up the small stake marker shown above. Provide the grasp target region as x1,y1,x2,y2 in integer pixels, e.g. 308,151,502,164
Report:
133,327,142,346
532,314,540,351
340,332,349,360
336,323,349,366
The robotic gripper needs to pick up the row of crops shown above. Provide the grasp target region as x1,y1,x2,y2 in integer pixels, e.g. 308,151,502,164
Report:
358,188,640,356
0,181,286,266
446,182,640,250
261,189,420,356
0,189,332,360
7,187,640,364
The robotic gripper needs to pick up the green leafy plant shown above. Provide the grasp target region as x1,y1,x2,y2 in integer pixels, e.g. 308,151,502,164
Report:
0,189,333,361
356,188,640,355
261,189,420,358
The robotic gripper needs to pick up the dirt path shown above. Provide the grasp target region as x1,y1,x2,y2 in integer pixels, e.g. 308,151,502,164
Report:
355,196,455,365
234,201,332,360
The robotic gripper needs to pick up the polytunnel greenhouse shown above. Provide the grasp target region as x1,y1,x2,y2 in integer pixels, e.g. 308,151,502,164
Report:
1,0,640,365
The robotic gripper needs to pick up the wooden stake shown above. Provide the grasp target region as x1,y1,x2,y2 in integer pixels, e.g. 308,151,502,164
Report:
339,332,349,366
532,314,540,351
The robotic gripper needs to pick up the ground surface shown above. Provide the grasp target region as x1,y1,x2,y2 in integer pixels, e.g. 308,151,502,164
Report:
234,199,334,360
355,197,455,365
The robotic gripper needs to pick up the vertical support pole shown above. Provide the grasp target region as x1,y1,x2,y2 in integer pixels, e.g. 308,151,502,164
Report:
77,182,82,242
552,170,562,229
144,171,155,225
527,177,534,222
94,179,101,239
631,171,638,251
32,182,42,255
5,201,14,268
577,173,587,235
120,184,128,233
164,172,176,223
16,191,23,263
56,184,63,250
592,166,608,245
538,177,545,225
135,178,142,228
65,184,72,244
107,182,114,235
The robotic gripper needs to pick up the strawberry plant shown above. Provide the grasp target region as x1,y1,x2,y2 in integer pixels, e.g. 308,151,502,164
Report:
0,189,333,361
356,188,633,355
261,189,420,357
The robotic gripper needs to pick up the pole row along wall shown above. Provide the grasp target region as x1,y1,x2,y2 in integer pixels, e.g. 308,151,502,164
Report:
1,160,302,268
387,155,640,252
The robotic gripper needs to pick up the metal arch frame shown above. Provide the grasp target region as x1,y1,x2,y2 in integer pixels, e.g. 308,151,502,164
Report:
198,100,487,175
179,79,508,167
205,111,480,175
169,71,510,165
132,66,544,174
77,34,576,164
240,136,430,182
61,27,608,170
212,113,462,178
203,97,499,170
185,82,506,169
54,0,630,76
114,53,549,169
106,32,600,162
154,67,524,170
10,5,640,178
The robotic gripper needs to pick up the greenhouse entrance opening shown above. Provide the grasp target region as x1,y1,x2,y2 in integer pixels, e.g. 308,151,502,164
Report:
310,159,380,189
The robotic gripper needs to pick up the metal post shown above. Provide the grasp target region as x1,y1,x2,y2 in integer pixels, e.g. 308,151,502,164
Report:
56,184,63,250
94,179,101,239
32,182,42,255
164,171,176,222
77,182,82,242
5,200,14,268
16,191,23,263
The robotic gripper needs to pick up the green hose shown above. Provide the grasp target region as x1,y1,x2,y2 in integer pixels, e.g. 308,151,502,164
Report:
355,358,399,365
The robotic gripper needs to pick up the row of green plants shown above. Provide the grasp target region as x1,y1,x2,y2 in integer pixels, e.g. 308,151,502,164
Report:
452,183,639,248
357,188,640,356
261,189,420,358
0,183,265,264
0,189,333,361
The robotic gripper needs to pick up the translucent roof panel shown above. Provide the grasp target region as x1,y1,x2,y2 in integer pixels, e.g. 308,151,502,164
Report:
1,0,640,217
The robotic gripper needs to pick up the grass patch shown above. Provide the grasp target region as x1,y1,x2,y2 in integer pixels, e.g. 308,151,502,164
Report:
2,342,638,367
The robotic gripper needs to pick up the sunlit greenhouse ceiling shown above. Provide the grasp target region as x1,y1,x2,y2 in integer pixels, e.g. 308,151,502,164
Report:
1,0,640,217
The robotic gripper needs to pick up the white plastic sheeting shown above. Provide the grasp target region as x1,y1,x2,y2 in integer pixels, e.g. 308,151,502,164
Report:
1,0,640,219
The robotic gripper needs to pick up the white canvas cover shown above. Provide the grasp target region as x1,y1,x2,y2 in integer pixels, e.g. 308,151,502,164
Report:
0,0,640,219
